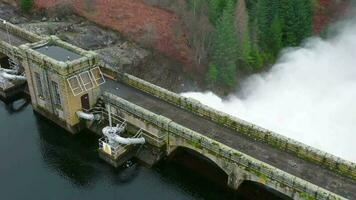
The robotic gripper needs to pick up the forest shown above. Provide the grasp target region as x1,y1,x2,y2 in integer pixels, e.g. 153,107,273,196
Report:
20,0,332,89
179,0,314,87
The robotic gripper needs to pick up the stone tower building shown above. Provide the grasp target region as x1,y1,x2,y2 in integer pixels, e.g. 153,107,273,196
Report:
19,36,104,133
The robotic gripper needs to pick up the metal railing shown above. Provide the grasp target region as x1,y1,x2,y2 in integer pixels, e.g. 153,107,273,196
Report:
99,128,145,158
99,137,126,158
85,105,166,145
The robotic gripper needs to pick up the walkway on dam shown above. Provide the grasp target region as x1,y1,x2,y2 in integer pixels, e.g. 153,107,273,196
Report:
0,28,29,46
103,79,356,199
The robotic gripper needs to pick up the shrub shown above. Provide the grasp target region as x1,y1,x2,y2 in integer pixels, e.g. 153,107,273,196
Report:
20,0,33,13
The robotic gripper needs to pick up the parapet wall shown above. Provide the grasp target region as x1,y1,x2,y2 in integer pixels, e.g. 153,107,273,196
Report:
104,92,345,200
0,40,19,57
0,20,42,43
115,72,356,180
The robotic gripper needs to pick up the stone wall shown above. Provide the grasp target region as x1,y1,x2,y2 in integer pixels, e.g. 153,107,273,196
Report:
0,20,42,43
0,40,19,58
104,92,345,200
115,71,356,180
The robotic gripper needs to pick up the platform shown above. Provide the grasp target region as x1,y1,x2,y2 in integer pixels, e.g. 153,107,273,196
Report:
0,77,25,101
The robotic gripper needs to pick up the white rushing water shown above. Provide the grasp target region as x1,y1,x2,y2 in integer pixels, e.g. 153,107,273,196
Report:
182,20,356,163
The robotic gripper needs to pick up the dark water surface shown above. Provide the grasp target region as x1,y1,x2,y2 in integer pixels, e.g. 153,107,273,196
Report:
0,98,288,200
0,99,241,200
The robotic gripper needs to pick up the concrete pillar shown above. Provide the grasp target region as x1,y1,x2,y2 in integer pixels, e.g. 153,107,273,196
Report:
227,166,246,190
135,144,166,167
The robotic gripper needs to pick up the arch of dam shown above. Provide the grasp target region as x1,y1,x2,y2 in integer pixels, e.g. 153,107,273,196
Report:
0,19,355,200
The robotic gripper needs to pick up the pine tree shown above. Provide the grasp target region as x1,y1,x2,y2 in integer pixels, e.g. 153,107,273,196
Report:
279,0,313,47
211,0,238,86
235,0,253,71
269,14,283,57
255,0,269,49
295,0,313,43
208,0,224,24
206,63,218,84
206,0,314,85
20,0,33,13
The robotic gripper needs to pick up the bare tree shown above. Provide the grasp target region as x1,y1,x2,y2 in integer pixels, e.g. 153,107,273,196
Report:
137,0,214,71
174,1,213,69
235,0,249,42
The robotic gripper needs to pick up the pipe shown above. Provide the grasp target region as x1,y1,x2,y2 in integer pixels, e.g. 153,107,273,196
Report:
76,111,99,121
103,126,145,145
0,68,17,74
0,72,26,81
112,135,145,145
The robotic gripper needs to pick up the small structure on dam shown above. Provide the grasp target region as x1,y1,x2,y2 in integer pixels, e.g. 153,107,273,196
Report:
97,105,146,167
19,36,104,133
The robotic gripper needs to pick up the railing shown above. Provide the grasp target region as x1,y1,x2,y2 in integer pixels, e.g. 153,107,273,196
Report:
83,106,126,126
99,137,125,158
99,128,145,158
87,106,166,146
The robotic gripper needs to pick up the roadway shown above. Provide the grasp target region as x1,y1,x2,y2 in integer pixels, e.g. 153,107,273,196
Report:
0,27,29,46
103,79,356,199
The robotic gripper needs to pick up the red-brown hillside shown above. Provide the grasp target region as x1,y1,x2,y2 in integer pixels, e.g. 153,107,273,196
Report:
33,0,349,70
34,0,191,67
313,0,349,34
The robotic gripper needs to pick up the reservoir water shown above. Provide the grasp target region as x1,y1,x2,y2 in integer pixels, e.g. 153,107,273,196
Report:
0,98,286,200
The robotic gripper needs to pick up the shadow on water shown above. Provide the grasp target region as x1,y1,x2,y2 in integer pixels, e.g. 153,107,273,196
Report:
33,112,140,188
3,96,30,114
160,147,292,200
0,100,293,199
35,113,99,187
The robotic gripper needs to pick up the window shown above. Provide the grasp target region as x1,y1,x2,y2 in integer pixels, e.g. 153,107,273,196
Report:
90,67,105,86
67,75,83,96
52,81,62,106
34,72,44,98
79,71,94,91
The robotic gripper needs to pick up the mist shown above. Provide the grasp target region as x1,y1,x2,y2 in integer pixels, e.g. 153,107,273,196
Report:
182,19,356,163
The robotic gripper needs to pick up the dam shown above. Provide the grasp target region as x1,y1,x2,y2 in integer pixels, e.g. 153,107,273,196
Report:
0,19,355,200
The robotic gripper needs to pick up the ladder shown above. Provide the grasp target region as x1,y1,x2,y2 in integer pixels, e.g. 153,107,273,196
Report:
8,56,19,72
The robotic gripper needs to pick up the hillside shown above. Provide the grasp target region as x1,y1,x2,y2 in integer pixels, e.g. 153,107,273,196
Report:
7,0,351,94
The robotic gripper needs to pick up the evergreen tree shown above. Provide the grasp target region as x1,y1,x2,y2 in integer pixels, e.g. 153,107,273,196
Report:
20,0,33,13
255,0,269,49
295,0,313,43
205,0,314,86
269,14,283,57
235,0,253,71
251,47,263,70
211,0,238,86
239,32,254,71
207,0,225,24
206,63,218,84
